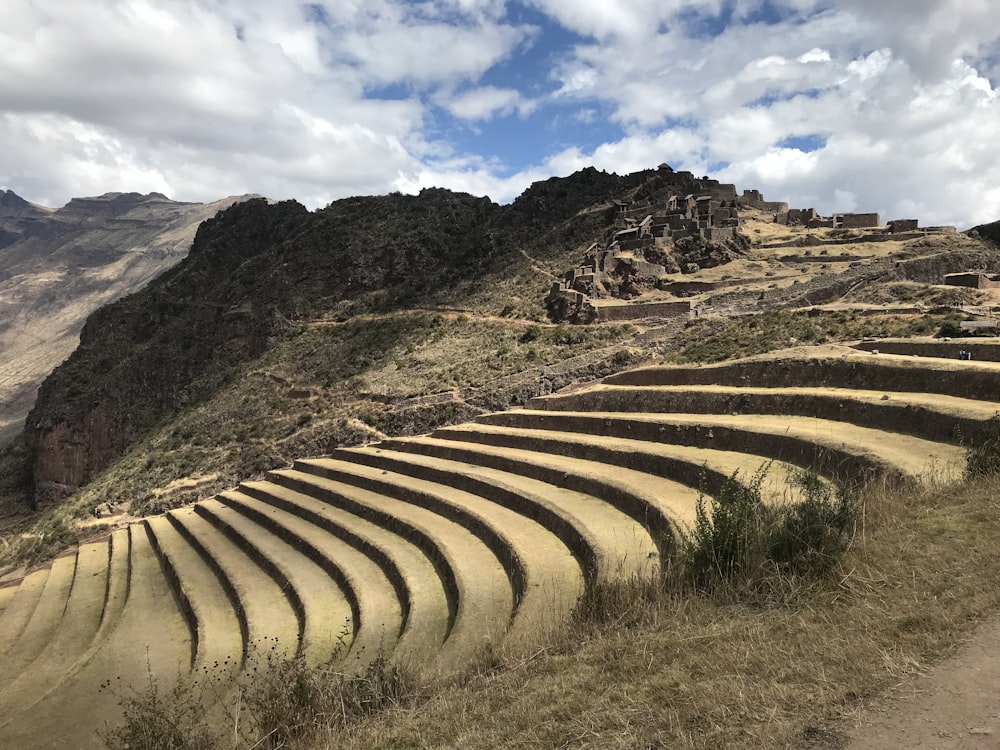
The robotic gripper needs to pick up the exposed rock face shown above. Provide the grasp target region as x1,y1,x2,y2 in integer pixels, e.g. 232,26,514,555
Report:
0,190,256,448
23,189,508,501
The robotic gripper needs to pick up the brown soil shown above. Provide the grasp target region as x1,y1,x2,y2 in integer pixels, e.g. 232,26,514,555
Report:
843,616,1000,749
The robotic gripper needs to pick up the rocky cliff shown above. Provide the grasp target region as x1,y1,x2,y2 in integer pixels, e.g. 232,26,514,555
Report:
0,191,256,447
17,167,667,505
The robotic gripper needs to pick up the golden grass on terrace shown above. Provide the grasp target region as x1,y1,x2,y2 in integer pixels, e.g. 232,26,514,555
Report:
303,476,1000,750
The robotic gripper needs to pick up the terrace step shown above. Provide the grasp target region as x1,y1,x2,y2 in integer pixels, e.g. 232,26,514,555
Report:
266,468,514,666
0,567,50,665
144,515,244,670
0,525,191,750
852,339,1000,362
319,447,655,585
604,353,1000,401
0,584,17,617
216,487,407,668
93,528,132,645
533,384,999,445
0,541,109,711
194,498,354,665
429,423,811,506
166,507,300,661
374,434,705,545
0,553,77,684
295,454,585,648
478,410,964,485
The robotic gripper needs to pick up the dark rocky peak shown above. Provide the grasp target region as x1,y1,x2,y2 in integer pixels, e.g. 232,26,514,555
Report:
0,191,51,249
0,190,33,211
970,219,1000,247
55,191,177,221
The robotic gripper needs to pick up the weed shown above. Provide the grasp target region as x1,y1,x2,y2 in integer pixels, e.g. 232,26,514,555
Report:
101,633,415,750
767,470,855,576
683,465,770,587
681,465,855,589
100,670,216,750
964,417,1000,479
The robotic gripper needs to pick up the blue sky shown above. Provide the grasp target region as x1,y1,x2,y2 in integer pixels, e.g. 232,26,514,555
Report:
1,0,999,228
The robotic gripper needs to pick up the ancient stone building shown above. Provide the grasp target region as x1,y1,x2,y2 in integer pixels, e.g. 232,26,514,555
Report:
888,219,919,233
944,272,1000,290
837,213,881,229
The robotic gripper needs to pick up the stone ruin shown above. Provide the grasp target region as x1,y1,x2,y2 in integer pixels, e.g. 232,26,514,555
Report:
546,167,960,324
944,272,1000,290
739,191,957,236
547,169,750,323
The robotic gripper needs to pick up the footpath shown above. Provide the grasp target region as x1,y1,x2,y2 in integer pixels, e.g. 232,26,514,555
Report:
845,616,1000,749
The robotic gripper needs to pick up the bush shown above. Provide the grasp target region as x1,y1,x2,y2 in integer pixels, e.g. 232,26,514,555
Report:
937,318,964,338
519,323,543,343
767,470,855,576
965,418,1000,479
681,465,855,589
683,465,770,587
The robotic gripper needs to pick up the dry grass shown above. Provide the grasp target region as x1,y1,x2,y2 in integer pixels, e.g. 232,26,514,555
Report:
290,475,1000,749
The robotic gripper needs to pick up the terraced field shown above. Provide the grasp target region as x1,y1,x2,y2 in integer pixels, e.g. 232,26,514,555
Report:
0,345,990,748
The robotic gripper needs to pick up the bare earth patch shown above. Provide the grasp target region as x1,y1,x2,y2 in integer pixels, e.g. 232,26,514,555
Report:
845,617,1000,749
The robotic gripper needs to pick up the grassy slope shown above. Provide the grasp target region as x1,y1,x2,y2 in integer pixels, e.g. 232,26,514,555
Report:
306,474,1000,749
4,177,1000,745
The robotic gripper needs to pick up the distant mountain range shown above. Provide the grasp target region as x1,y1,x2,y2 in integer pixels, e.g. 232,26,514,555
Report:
0,190,257,446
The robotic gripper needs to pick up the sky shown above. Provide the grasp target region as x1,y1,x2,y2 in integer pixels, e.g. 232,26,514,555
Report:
2,0,999,228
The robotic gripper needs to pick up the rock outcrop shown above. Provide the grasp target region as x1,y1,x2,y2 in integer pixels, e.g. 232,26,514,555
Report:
0,191,256,448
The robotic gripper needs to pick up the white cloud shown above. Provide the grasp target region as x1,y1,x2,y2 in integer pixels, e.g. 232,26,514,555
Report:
1,0,999,233
0,0,531,207
438,86,536,120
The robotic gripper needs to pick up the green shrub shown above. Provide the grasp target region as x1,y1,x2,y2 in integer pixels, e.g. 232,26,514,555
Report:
965,418,1000,479
937,318,964,338
767,470,855,576
519,323,543,343
683,465,769,587
681,465,855,588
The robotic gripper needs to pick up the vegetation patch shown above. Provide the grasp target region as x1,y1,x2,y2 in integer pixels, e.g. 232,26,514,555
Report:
316,476,1000,749
101,638,415,750
673,310,947,363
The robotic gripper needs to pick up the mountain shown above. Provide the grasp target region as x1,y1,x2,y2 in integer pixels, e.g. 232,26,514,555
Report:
972,219,1000,246
5,166,998,518
0,190,257,448
14,167,663,506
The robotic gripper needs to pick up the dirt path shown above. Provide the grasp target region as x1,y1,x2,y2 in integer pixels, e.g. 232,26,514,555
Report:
844,616,1000,749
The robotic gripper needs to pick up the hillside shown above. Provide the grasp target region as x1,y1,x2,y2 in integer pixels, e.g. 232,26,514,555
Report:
0,190,256,448
3,166,999,525
1,167,1000,747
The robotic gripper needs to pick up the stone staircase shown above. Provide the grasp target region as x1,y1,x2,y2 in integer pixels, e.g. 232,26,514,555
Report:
0,346,988,748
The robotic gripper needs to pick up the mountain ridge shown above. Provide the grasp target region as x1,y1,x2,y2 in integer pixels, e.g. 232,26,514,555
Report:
4,166,999,517
0,190,259,450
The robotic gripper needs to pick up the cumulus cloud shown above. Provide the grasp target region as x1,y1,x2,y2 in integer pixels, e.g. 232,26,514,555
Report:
1,0,999,230
438,86,536,120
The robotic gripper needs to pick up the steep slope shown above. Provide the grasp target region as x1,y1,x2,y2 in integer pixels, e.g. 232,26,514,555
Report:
0,191,256,447
18,169,661,506
0,344,983,748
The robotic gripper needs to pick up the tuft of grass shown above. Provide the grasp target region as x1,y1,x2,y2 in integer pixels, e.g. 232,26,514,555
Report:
964,417,1000,479
100,634,416,750
681,465,856,590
